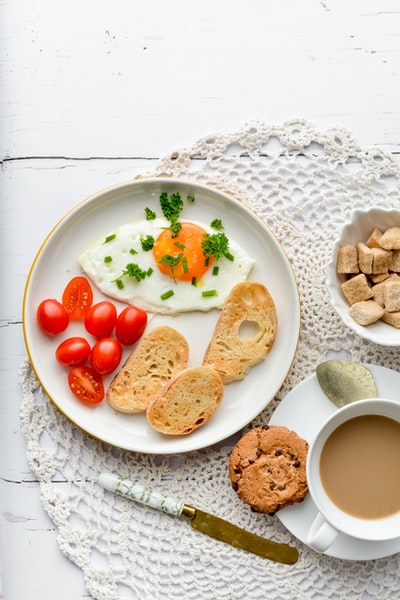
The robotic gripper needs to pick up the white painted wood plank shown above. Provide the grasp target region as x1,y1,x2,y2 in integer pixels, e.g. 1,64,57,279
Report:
1,0,400,158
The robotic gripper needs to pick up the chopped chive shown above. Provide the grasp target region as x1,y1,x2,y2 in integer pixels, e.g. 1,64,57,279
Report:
224,252,235,262
212,265,219,276
202,290,217,297
174,241,185,250
204,257,210,267
161,290,174,300
191,277,197,286
129,248,138,255
115,279,124,290
104,256,113,263
187,194,195,203
103,233,117,244
182,256,188,273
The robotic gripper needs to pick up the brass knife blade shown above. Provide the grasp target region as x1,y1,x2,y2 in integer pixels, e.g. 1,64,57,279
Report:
181,504,298,564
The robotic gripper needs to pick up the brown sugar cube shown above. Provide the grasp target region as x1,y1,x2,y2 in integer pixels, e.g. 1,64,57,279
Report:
341,273,373,305
379,227,400,250
382,311,400,328
366,228,383,248
389,249,400,272
370,273,390,284
372,247,392,273
337,245,359,274
357,243,373,274
383,279,400,312
372,281,386,307
349,300,384,326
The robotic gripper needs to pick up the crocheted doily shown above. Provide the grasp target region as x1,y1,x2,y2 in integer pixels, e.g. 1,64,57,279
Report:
20,120,400,599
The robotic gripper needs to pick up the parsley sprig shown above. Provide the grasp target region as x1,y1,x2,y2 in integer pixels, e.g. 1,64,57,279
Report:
201,232,234,261
115,263,154,284
160,192,184,238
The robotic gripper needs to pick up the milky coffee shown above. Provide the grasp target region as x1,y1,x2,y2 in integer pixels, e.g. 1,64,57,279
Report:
319,414,400,519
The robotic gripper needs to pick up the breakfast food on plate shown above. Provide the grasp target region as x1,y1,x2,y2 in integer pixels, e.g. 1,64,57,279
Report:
337,225,400,328
229,425,309,514
79,192,255,314
146,366,224,435
202,281,277,383
106,326,189,413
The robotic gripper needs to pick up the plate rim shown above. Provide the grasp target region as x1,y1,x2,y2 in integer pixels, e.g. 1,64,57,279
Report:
23,176,301,454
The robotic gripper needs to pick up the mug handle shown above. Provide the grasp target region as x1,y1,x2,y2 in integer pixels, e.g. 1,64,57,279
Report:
307,512,339,552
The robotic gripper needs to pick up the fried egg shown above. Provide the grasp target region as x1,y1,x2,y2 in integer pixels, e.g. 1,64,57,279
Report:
78,218,254,314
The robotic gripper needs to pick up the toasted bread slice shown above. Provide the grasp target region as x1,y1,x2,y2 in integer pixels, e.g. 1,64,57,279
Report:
202,281,277,383
146,366,224,435
106,326,189,413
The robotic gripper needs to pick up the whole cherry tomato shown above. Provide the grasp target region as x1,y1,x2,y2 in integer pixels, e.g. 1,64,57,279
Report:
62,276,93,319
90,338,122,374
55,337,91,367
37,299,69,336
68,365,104,405
84,301,117,338
115,306,148,345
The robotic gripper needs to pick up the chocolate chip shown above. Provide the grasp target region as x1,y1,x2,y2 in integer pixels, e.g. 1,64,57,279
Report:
256,449,262,457
275,450,282,457
234,467,242,474
262,425,270,431
232,482,238,491
269,482,276,490
293,460,301,468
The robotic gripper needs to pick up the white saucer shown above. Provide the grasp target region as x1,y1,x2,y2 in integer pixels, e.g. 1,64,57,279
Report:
269,364,400,560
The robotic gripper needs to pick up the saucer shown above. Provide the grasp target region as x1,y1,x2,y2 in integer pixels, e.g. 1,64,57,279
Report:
269,363,400,560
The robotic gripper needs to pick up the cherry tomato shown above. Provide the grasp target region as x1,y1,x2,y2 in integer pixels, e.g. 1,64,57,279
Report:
62,276,93,319
55,337,91,367
90,338,122,374
68,365,104,405
84,301,117,338
115,306,148,345
37,299,69,336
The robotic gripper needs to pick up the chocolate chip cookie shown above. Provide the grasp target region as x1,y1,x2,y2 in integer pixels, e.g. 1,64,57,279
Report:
229,425,309,514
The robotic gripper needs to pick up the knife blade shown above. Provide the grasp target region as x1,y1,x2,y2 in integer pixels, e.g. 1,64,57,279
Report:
99,472,299,565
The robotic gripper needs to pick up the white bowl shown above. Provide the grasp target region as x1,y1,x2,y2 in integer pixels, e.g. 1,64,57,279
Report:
326,207,400,346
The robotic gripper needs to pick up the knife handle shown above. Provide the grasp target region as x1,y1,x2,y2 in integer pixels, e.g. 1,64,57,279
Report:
99,472,184,517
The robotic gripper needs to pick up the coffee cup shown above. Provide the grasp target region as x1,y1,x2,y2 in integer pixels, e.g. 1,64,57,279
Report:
306,398,400,552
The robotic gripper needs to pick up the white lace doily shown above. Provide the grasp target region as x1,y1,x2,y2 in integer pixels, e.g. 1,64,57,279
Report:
20,120,400,599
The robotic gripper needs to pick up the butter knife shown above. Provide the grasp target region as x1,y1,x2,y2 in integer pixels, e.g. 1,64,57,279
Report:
99,472,299,564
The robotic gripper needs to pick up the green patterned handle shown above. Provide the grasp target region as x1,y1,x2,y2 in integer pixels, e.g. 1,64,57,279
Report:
99,472,184,517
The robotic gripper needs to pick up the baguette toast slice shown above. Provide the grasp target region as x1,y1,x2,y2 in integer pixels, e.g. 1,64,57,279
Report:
202,281,277,383
106,326,189,413
146,366,224,435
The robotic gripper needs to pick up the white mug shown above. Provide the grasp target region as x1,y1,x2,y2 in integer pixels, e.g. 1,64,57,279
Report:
306,398,400,552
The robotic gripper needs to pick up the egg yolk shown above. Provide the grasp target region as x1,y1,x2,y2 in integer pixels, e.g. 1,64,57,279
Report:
153,222,213,282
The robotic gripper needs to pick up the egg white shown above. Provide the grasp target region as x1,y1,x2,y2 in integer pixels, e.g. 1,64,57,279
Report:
78,218,255,314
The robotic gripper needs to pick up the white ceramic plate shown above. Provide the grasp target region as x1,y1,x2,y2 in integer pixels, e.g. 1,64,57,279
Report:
23,178,300,454
270,364,400,560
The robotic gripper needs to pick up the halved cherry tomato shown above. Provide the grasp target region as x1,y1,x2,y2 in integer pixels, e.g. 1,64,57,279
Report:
68,365,104,405
37,299,69,336
115,306,148,345
90,338,122,374
62,276,93,319
56,337,91,367
84,301,117,338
